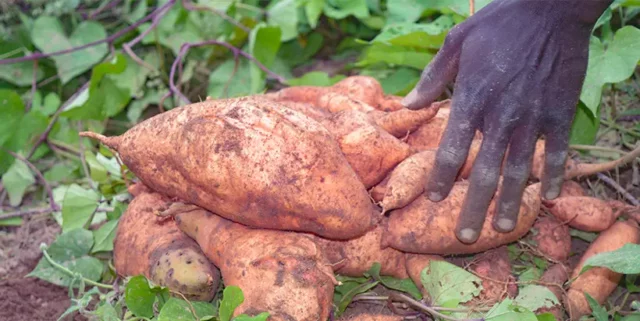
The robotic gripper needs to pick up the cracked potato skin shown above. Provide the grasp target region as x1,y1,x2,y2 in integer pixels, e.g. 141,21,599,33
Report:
113,189,221,301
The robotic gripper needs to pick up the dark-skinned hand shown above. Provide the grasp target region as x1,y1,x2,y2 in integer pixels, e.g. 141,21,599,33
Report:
402,0,612,244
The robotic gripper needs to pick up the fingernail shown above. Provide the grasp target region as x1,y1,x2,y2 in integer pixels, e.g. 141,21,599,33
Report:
401,90,419,108
496,218,515,232
544,186,560,200
458,228,478,244
428,191,443,202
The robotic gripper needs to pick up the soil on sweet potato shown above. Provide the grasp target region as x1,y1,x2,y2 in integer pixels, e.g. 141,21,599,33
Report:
0,216,86,321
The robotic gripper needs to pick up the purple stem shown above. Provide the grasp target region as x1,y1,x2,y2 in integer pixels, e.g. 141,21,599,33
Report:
122,1,175,70
169,40,287,105
86,0,122,20
0,0,176,65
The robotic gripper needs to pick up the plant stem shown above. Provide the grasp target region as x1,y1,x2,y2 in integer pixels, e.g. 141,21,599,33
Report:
39,243,114,290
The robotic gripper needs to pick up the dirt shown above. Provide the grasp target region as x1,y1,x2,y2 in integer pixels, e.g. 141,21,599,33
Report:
0,216,86,321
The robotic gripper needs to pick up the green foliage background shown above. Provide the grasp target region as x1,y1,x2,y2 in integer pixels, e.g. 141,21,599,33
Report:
1,0,640,320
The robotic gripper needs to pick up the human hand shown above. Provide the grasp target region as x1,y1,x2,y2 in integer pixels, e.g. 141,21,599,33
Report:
402,0,612,243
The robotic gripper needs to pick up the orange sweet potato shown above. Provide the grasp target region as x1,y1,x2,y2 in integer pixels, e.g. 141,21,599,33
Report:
544,196,621,232
173,205,336,321
113,189,221,301
565,220,640,320
530,139,577,181
383,182,541,255
322,110,413,188
530,215,571,262
368,100,445,138
468,246,518,305
536,264,570,320
369,175,389,203
312,223,408,279
381,150,436,211
405,253,444,298
558,180,586,198
80,97,378,240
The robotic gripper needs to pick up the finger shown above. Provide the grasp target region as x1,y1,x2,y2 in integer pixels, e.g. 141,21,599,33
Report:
540,119,573,200
402,26,466,110
424,89,482,202
492,124,539,233
455,123,512,244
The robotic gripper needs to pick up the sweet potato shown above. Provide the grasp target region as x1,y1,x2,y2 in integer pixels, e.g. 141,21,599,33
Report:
405,113,450,150
558,180,586,198
530,139,577,181
322,110,413,188
368,100,445,138
381,150,436,211
312,223,408,279
318,92,377,113
544,196,621,232
173,205,336,321
379,95,405,112
383,182,542,255
468,246,518,305
565,220,640,320
536,264,569,320
369,175,389,203
330,75,385,108
113,190,221,301
80,97,378,240
530,216,571,261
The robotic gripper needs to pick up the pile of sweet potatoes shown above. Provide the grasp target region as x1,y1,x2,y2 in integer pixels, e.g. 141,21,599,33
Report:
81,76,639,321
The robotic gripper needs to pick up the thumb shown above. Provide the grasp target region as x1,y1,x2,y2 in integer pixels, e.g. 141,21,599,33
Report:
403,30,464,110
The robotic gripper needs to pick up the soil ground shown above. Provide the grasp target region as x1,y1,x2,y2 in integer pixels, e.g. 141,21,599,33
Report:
0,215,87,321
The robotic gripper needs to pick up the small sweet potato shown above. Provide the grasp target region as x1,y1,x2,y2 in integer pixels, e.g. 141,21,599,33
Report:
544,196,621,232
468,246,518,305
381,150,436,211
536,264,570,320
405,253,444,298
368,100,445,138
322,110,413,188
113,189,221,301
530,216,571,262
383,182,541,255
558,180,586,198
313,222,408,279
369,175,389,203
378,95,405,112
173,206,336,321
405,114,449,150
565,220,640,320
81,97,378,240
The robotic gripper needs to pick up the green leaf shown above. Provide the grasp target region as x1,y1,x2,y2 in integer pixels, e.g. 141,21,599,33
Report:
85,151,108,183
106,54,152,97
580,243,640,275
580,26,640,115
305,0,325,28
536,313,558,321
357,43,433,69
323,0,370,19
41,92,61,116
278,32,325,67
0,89,25,148
127,89,164,123
91,220,118,253
31,17,108,84
158,298,217,321
27,228,104,287
61,184,101,232
233,312,271,321
333,280,379,316
44,162,78,183
1,157,35,207
208,59,252,99
249,24,282,93
287,71,345,87
513,285,559,312
585,293,609,321
0,217,23,226
485,298,539,321
421,260,482,307
267,0,300,41
361,67,420,95
0,40,45,86
518,267,543,283
569,101,600,145
386,0,428,24
366,263,422,300
220,286,245,321
93,303,120,321
125,275,156,318
621,314,640,321
371,18,454,49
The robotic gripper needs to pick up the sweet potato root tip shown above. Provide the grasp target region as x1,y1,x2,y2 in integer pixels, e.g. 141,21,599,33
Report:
544,196,620,232
384,182,541,255
565,220,640,320
530,215,571,261
79,131,121,150
566,143,640,179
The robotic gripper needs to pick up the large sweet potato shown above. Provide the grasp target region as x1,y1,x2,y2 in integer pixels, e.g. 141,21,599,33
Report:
565,220,640,320
113,189,221,301
382,182,542,255
81,97,378,240
173,205,336,321
544,196,621,232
